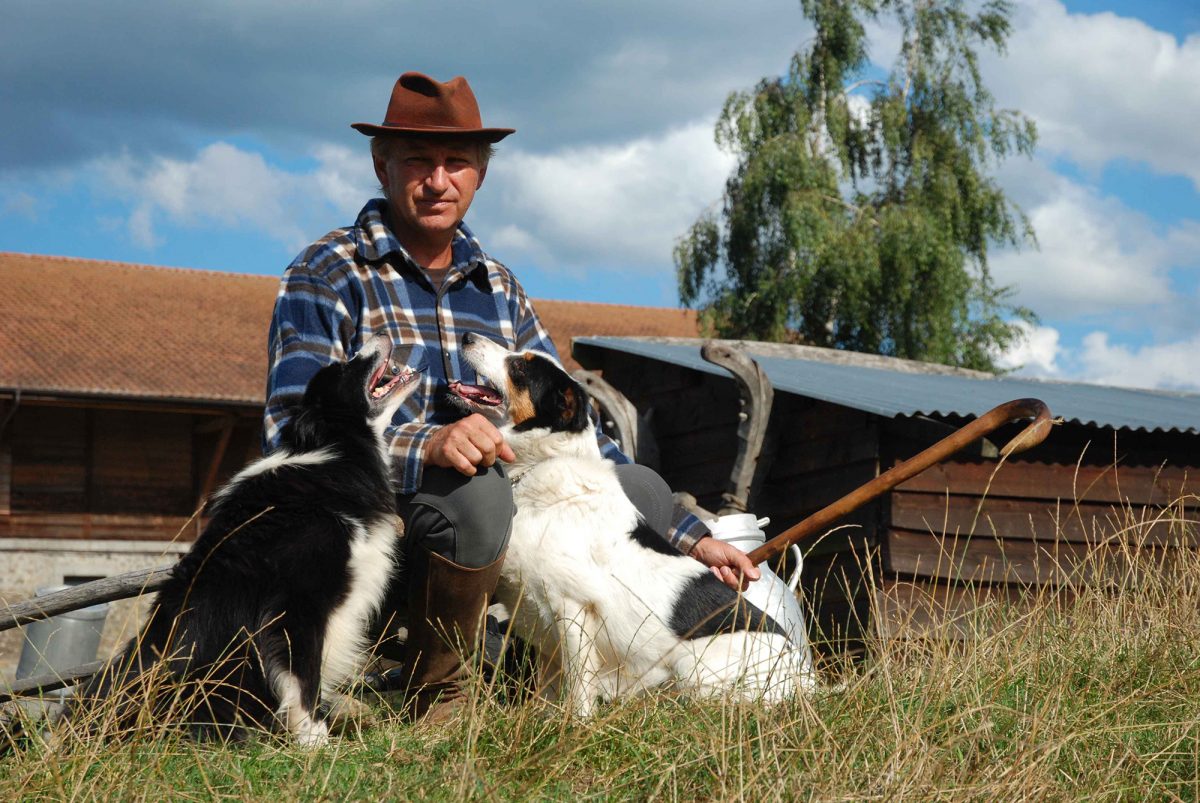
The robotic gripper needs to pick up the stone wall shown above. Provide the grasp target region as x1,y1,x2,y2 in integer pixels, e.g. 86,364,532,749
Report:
0,538,189,683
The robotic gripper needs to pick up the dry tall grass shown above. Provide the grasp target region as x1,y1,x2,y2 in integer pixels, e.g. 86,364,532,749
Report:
2,494,1198,800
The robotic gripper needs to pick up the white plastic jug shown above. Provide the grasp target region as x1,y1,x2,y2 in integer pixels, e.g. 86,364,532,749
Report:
707,514,815,674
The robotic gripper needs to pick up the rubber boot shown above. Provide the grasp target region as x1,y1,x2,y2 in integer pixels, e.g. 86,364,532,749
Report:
396,546,505,723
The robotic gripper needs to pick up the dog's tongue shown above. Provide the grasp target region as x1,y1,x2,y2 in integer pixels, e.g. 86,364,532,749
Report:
449,381,502,406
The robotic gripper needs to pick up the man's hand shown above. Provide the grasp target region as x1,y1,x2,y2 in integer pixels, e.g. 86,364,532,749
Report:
424,414,515,476
688,535,761,592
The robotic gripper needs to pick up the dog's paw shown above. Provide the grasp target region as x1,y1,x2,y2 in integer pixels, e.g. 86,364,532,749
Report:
568,698,595,719
292,718,330,749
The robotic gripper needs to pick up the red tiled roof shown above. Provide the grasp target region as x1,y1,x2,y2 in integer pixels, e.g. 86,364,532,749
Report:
535,299,699,370
0,252,697,406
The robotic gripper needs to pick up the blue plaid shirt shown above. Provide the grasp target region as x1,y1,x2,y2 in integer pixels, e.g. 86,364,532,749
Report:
264,198,709,552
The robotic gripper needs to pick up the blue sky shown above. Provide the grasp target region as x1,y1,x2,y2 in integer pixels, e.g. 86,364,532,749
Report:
2,0,1198,391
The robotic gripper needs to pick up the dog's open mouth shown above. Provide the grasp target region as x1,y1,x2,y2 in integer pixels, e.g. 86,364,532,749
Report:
448,380,503,409
369,360,420,401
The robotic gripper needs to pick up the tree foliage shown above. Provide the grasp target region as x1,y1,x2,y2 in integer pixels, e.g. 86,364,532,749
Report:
676,0,1038,371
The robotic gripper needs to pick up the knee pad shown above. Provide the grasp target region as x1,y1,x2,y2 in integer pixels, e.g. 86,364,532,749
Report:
401,464,514,568
614,463,674,536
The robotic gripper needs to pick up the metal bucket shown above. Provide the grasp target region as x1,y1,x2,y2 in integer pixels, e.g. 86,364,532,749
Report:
708,514,815,675
16,585,110,701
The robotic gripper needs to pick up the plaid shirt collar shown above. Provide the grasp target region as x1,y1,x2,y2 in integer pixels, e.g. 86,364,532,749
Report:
354,197,488,282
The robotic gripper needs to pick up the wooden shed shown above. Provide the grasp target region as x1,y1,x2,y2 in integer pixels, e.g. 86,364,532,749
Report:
573,336,1200,650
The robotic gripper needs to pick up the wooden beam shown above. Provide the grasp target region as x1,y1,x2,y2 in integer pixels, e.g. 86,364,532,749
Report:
0,397,15,437
0,512,197,540
0,660,106,703
0,394,261,417
0,566,172,633
890,491,1199,546
874,578,1071,641
885,528,1179,587
82,408,94,536
0,425,10,517
199,417,236,502
895,460,1197,506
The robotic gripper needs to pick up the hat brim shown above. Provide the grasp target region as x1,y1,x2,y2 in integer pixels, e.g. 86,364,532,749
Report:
350,122,515,143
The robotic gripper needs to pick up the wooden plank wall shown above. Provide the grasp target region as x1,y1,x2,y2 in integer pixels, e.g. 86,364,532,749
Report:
1,403,265,542
758,396,881,651
0,400,11,516
9,406,88,513
92,409,193,515
878,419,1200,639
192,416,263,501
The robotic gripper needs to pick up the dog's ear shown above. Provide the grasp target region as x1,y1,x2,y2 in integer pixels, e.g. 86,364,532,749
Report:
553,377,591,433
557,384,577,428
281,360,363,449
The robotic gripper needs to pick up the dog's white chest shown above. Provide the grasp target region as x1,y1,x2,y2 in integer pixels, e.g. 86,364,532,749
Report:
320,514,399,691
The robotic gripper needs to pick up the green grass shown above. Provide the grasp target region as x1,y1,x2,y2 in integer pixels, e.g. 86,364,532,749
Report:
4,498,1199,801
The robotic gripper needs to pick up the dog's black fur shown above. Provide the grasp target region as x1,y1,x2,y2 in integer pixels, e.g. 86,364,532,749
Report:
68,335,415,744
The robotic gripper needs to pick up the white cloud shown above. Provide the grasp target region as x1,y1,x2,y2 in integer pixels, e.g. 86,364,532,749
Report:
482,120,735,273
996,320,1062,375
127,205,160,250
487,224,556,268
1076,331,1200,392
990,158,1199,320
309,144,373,217
94,142,375,253
84,124,737,279
74,120,737,287
985,0,1200,188
1001,323,1200,392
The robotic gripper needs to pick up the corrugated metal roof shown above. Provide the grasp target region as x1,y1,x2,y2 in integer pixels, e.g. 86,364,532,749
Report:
574,336,1200,435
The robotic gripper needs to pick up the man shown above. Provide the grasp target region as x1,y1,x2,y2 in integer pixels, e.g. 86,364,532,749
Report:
264,72,759,722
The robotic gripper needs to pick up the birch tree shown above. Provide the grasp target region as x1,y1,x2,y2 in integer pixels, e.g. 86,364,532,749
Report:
676,0,1037,371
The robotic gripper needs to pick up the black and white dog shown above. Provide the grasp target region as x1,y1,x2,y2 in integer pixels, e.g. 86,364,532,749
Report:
74,334,417,745
449,333,812,716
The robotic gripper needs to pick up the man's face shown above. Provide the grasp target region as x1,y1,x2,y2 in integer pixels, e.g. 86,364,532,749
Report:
374,138,487,244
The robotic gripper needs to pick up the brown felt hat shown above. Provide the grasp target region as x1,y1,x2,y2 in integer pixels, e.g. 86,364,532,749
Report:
351,72,515,142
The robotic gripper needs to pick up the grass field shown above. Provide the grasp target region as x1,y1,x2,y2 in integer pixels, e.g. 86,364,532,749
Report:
3,494,1198,801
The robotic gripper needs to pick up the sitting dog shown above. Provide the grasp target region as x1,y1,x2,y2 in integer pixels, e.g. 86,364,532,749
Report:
73,334,418,745
449,332,812,716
